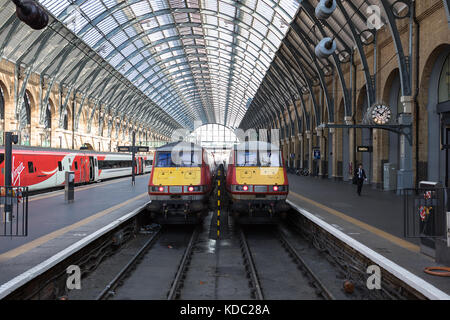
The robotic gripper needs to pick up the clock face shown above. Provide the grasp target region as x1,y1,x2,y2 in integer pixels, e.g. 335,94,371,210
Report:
371,104,391,125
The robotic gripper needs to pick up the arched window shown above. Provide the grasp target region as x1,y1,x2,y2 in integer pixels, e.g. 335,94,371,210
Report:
44,104,52,129
63,109,69,130
20,92,31,128
439,54,450,103
20,92,31,145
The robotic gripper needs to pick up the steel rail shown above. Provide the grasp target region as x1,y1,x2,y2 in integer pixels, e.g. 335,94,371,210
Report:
96,227,162,300
238,228,264,300
276,228,335,300
167,227,200,300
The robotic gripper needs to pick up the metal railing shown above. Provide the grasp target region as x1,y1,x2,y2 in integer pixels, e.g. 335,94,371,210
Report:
0,186,29,237
403,188,447,239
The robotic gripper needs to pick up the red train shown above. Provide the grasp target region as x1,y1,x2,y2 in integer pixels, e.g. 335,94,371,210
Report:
226,141,290,223
0,146,153,192
147,142,215,224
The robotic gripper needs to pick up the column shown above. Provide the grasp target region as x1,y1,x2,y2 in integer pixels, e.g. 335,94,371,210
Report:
298,133,303,169
344,116,353,181
306,130,313,174
316,126,324,177
397,96,414,194
328,124,335,179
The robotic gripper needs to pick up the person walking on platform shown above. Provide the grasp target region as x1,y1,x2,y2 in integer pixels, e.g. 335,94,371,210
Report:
354,163,367,196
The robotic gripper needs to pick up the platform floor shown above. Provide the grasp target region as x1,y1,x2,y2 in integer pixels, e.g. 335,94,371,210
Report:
0,174,150,286
287,174,450,295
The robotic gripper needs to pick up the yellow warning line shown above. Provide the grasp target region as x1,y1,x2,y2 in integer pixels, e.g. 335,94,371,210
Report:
289,191,420,253
0,193,148,262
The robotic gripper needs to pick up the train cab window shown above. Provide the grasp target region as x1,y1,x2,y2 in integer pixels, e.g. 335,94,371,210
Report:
156,151,201,167
260,151,281,167
74,161,78,170
0,154,4,164
236,149,281,167
28,162,34,173
236,151,258,167
156,152,174,167
58,161,62,171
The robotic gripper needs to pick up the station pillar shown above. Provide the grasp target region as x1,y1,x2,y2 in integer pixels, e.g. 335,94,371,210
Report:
345,116,354,181
306,130,312,174
328,124,335,179
316,127,324,177
297,133,303,169
397,96,414,194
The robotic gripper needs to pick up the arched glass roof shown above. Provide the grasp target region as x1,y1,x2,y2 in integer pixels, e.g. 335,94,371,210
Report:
37,0,301,130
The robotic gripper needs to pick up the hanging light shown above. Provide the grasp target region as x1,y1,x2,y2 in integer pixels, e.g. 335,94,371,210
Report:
13,0,49,30
315,0,337,20
315,37,336,59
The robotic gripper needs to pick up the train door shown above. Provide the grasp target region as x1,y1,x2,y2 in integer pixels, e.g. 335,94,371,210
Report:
80,157,86,183
139,157,143,174
89,156,95,182
25,157,38,188
56,158,64,186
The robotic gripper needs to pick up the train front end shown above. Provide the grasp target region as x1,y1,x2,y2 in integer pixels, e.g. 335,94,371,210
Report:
226,141,290,224
147,142,212,224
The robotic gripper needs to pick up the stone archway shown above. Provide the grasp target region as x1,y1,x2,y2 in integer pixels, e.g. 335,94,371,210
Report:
19,90,33,146
424,45,450,185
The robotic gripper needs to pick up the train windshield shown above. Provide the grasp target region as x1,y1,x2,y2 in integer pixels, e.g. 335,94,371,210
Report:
155,151,202,167
236,150,281,167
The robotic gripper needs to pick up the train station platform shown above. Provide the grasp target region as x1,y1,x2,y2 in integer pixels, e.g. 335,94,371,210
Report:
0,175,150,287
286,174,450,295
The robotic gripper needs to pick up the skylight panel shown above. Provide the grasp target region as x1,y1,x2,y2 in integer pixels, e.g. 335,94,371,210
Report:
80,0,105,20
131,1,152,17
82,28,103,47
110,30,128,47
150,0,169,11
97,15,119,35
148,31,165,42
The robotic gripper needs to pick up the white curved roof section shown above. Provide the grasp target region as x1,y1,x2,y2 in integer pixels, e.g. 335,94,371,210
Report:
37,0,301,130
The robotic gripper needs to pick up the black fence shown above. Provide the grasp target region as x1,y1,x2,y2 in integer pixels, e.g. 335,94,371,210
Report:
404,188,447,238
0,186,29,237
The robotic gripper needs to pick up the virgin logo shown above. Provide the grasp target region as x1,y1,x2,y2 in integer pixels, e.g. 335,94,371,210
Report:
12,156,25,186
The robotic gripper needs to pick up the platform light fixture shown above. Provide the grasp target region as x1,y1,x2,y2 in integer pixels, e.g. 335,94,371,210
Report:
315,0,337,20
12,0,49,30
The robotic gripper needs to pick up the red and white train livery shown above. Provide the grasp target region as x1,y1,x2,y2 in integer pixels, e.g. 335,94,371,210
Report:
0,146,153,192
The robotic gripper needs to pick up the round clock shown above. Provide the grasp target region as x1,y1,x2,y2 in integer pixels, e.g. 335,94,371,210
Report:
371,104,392,125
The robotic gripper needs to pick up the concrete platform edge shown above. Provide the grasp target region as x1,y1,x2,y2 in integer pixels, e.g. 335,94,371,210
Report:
287,200,450,300
0,201,150,299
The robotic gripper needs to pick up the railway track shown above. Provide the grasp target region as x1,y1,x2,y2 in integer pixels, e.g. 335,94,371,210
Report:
96,226,199,300
167,227,200,300
238,225,335,300
96,227,163,300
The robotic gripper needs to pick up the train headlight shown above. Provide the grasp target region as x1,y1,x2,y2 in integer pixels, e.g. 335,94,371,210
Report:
235,185,251,192
149,186,166,193
185,186,203,192
272,185,288,192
